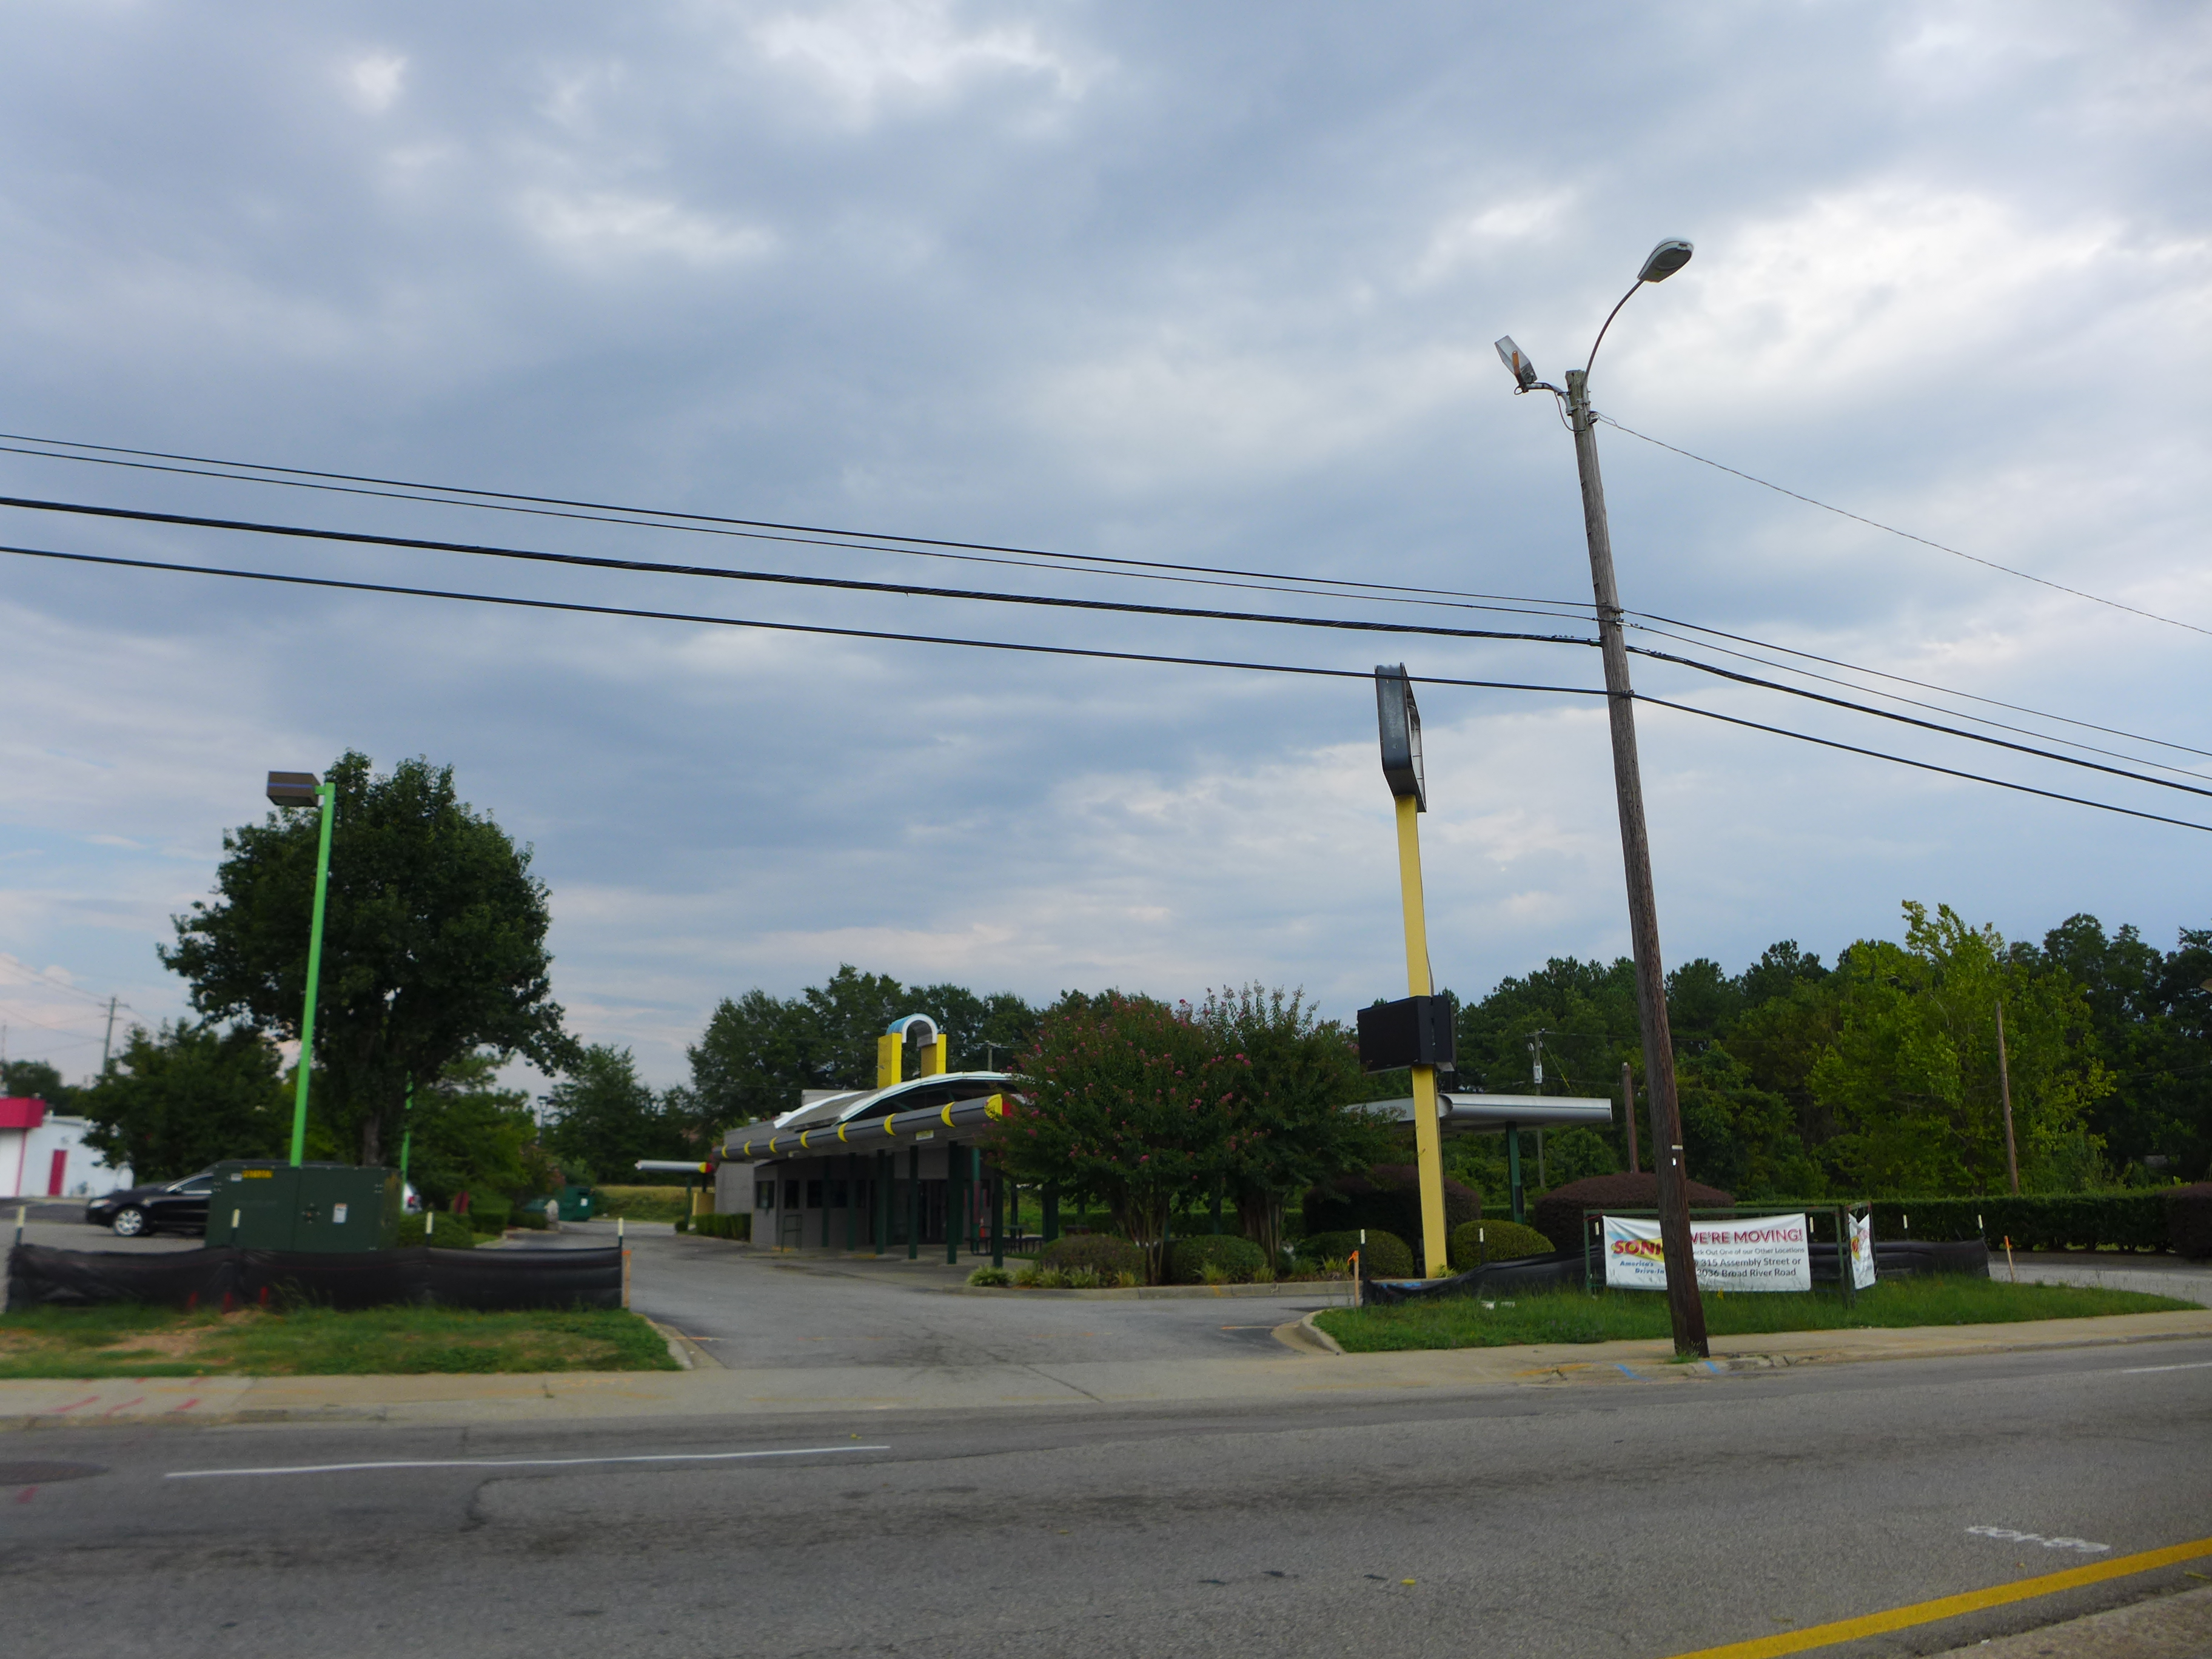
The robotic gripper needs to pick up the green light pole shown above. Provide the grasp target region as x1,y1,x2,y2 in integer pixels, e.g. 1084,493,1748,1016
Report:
267,770,336,1167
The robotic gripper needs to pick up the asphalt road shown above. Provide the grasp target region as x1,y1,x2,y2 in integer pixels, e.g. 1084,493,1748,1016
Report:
5,1338,2210,1659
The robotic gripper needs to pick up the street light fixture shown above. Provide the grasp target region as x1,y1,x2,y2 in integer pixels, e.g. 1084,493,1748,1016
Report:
267,769,336,1168
1496,241,1711,1357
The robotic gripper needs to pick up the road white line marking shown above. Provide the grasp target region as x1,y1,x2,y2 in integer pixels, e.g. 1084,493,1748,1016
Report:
1967,1525,2110,1553
2120,1360,2212,1375
165,1445,890,1480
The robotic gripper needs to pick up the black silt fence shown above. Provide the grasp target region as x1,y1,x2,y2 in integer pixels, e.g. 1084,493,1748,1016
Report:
5,1243,623,1312
1360,1238,1989,1306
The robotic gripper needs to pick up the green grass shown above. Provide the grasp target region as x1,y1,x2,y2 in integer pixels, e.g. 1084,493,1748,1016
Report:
1314,1276,2199,1353
0,1302,682,1378
589,1185,694,1223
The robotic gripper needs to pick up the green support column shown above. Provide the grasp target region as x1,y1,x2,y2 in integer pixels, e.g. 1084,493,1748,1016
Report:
990,1161,1005,1269
945,1145,964,1264
1507,1127,1526,1223
820,1170,830,1248
845,1153,857,1253
1042,1182,1059,1245
874,1151,887,1255
907,1145,920,1260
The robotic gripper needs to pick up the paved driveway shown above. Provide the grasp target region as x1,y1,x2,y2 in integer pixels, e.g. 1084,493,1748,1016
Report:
530,1220,1341,1369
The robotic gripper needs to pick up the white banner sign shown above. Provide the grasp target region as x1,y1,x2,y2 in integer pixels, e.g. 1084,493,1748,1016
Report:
1850,1210,1876,1290
1601,1213,1813,1293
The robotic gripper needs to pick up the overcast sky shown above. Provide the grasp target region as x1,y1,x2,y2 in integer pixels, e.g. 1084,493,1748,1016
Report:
0,1,2205,1093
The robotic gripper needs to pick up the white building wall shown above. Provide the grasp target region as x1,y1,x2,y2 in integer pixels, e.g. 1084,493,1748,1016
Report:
1,1114,133,1199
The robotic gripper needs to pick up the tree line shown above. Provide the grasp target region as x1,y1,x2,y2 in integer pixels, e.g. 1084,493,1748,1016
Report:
34,749,2208,1212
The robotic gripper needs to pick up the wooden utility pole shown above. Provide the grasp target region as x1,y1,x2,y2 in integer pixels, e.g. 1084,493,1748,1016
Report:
1996,1000,2020,1195
1622,1061,1640,1175
1566,367,1708,1358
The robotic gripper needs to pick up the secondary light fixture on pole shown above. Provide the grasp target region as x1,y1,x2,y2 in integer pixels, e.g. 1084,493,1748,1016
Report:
1495,239,1709,1357
267,769,336,1168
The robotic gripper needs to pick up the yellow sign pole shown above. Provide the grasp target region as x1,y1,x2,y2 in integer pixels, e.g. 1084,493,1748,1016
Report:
1395,793,1449,1278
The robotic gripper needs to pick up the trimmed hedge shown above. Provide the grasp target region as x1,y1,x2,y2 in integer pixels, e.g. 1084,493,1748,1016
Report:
2172,1185,2212,1260
1530,1173,1736,1256
1305,1164,1481,1265
1866,1193,2203,1255
1447,1218,1553,1272
1302,1228,1414,1278
1168,1234,1269,1284
691,1212,750,1241
394,1214,480,1249
1038,1235,1146,1281
465,1196,512,1232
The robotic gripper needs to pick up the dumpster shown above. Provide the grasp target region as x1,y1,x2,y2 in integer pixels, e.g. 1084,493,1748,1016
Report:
203,1162,403,1252
554,1184,596,1222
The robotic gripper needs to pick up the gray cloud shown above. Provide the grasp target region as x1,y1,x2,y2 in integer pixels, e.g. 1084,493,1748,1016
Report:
0,1,2204,1085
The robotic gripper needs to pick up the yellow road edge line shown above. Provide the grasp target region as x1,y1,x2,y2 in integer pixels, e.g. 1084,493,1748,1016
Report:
1665,1534,2212,1659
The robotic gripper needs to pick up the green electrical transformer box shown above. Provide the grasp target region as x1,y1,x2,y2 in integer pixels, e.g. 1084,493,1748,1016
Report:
204,1162,403,1253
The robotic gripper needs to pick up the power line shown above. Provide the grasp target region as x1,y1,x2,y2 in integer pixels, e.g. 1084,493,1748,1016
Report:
0,492,1600,652
1633,609,2212,764
1638,695,2212,836
5,536,2204,836
7,429,2201,769
1596,413,2212,640
1628,617,2212,781
1635,646,2212,803
11,490,2200,805
0,430,1597,614
0,537,1601,697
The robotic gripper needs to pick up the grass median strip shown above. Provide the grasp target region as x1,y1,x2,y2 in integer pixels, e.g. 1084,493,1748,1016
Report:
1313,1277,2196,1353
0,1303,682,1378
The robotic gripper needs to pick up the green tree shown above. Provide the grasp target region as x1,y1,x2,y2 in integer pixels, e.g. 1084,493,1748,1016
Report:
1194,985,1390,1264
2,1058,76,1110
2034,914,2212,1180
402,1050,540,1210
1809,902,2111,1194
162,752,575,1167
75,1021,289,1181
985,994,1232,1281
540,1044,689,1185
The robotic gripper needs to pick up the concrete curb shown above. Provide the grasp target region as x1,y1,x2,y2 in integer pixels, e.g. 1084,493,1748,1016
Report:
943,1279,1341,1301
1276,1310,1346,1356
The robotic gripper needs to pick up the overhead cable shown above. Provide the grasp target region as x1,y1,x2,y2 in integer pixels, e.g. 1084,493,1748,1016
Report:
1597,413,2212,640
5,431,2199,767
6,492,2200,803
0,492,1598,652
4,537,2203,836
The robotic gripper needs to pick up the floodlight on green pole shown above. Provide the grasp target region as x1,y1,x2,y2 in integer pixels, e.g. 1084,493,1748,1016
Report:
267,770,335,1168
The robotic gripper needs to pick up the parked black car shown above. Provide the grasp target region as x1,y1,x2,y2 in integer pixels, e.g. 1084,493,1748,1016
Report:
84,1170,216,1237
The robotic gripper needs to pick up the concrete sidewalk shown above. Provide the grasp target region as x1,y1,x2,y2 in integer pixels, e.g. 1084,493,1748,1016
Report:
6,1305,2208,1430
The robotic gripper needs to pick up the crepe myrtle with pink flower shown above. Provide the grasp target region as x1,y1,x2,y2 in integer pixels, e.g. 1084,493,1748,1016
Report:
984,985,1392,1281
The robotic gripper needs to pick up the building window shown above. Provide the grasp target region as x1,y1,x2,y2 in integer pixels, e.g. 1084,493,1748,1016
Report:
805,1179,823,1209
785,1180,801,1211
755,1181,775,1212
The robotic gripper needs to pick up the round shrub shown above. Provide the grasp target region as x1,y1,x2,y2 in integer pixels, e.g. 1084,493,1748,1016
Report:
394,1214,479,1249
967,1265,1013,1287
1037,1234,1146,1282
1301,1228,1413,1278
1529,1173,1734,1256
1304,1164,1480,1264
1446,1218,1553,1272
1168,1234,1268,1284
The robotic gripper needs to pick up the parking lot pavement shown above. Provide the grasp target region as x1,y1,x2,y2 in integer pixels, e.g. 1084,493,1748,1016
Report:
8,1213,201,1253
569,1223,1341,1370
2006,1250,2212,1307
